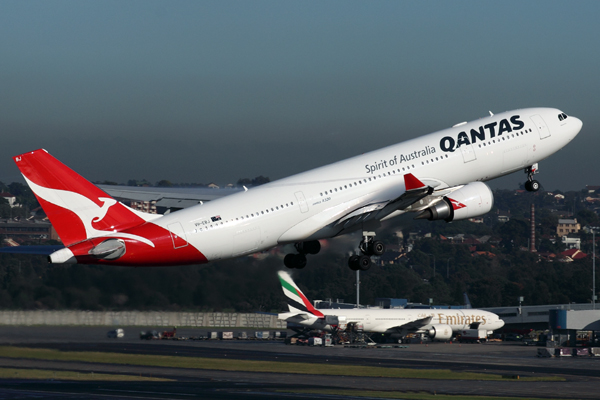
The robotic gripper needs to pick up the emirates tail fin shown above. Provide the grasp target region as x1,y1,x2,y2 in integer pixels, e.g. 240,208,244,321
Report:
13,149,154,246
278,271,323,317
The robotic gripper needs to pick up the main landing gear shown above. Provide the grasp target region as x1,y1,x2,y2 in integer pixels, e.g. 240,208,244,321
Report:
524,163,540,192
284,240,321,269
348,231,385,271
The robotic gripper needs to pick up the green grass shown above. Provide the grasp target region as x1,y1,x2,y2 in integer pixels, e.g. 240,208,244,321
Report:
0,367,170,381
0,346,563,382
282,389,574,400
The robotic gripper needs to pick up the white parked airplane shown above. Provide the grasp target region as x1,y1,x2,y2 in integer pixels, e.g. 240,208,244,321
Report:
277,271,504,341
13,107,581,269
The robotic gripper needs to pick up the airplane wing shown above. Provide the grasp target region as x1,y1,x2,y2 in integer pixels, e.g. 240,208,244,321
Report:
387,173,434,210
380,315,434,334
397,315,433,330
279,173,465,243
331,174,466,235
98,185,243,210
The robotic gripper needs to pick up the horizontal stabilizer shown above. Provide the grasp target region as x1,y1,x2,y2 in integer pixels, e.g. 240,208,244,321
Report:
0,245,65,255
277,312,311,321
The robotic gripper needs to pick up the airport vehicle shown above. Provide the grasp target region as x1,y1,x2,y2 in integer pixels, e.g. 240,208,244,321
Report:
457,329,487,342
107,328,124,338
12,108,581,269
139,330,162,340
277,271,504,341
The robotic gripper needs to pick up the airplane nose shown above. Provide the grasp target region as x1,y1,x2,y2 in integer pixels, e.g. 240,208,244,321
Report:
571,116,583,137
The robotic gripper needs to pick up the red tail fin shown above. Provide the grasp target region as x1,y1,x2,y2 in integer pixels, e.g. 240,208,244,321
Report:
14,149,149,246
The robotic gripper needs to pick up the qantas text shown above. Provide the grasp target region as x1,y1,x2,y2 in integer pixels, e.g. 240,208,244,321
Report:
440,115,525,153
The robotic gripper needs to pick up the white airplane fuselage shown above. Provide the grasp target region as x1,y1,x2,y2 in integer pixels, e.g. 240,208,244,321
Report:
286,307,505,336
150,107,581,261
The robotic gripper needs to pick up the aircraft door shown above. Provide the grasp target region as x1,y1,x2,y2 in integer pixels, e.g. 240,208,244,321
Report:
167,222,188,249
530,114,550,139
295,191,309,213
460,143,477,163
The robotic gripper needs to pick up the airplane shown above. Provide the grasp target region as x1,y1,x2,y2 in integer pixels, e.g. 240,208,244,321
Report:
277,270,504,341
12,107,581,270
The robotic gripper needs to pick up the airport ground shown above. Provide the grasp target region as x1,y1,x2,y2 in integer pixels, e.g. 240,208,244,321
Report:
0,326,599,399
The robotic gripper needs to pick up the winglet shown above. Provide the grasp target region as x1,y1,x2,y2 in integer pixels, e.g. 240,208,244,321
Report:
404,173,427,191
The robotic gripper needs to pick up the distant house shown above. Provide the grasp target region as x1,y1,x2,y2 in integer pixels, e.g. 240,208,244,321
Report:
538,252,557,262
472,251,496,258
207,183,220,189
557,218,580,237
130,200,157,214
586,185,600,193
497,210,510,223
561,234,581,250
0,219,59,242
0,193,18,208
558,248,588,262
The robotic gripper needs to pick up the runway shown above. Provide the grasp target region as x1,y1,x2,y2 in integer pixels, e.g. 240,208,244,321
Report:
0,326,599,399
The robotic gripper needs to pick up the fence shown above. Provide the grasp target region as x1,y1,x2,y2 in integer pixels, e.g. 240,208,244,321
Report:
0,311,286,328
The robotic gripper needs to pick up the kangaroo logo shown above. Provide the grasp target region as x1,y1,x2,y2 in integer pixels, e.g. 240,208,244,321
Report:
24,176,155,247
448,198,466,210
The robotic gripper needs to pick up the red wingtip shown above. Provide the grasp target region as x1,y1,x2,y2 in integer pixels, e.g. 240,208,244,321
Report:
404,173,426,191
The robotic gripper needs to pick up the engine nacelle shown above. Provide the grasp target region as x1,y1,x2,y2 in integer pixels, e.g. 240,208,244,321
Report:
416,182,494,222
427,324,453,341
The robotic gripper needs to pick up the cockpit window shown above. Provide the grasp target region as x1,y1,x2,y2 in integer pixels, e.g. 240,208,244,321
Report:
558,113,568,121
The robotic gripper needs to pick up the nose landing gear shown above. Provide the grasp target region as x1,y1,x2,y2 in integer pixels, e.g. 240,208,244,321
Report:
524,163,540,192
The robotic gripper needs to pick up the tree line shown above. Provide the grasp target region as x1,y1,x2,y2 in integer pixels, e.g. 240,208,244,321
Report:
0,185,598,311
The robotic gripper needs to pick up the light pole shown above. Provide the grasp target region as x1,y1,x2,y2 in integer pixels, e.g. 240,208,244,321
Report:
593,229,596,310
518,296,524,315
356,270,360,307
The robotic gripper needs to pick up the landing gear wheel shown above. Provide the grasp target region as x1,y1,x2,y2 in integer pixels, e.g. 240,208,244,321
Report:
296,240,321,255
524,164,540,192
348,255,371,271
529,180,540,192
358,255,371,271
371,240,385,256
359,236,385,257
284,253,307,269
525,180,540,192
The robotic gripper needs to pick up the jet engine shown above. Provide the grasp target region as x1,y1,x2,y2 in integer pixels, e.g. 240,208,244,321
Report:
416,182,493,222
427,324,453,341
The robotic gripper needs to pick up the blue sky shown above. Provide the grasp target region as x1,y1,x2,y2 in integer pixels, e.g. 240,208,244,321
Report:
1,1,598,190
